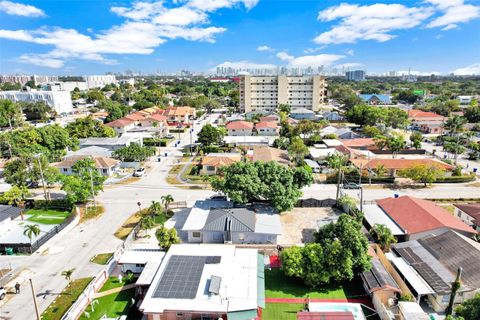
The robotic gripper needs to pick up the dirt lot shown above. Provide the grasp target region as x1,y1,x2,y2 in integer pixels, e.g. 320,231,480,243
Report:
277,207,341,245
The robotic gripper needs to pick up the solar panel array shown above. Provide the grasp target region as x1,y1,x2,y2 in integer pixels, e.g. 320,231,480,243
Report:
395,247,450,294
153,256,207,299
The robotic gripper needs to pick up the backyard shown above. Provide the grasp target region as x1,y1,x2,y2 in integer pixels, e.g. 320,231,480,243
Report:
26,208,71,225
263,268,377,320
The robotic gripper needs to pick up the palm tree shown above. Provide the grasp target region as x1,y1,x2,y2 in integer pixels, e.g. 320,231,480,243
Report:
443,115,466,136
61,268,75,294
139,216,155,233
370,224,397,252
161,194,174,212
149,201,163,217
23,224,41,244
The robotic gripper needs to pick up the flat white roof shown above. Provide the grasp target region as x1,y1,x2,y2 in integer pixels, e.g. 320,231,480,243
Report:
309,147,336,159
136,259,163,286
322,139,343,147
118,250,165,265
223,136,275,145
255,213,282,235
386,253,434,296
140,244,259,314
398,302,429,320
363,204,405,236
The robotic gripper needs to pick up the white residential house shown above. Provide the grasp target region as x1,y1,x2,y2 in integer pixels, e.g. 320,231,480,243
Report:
0,205,23,237
226,121,254,136
52,155,120,177
79,136,143,151
255,121,279,136
181,200,282,244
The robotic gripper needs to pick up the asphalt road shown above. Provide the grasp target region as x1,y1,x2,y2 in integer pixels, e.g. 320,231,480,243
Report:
0,113,478,319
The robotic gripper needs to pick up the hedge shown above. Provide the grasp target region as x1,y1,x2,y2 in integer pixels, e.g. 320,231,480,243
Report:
29,199,74,211
144,138,168,147
326,174,395,184
435,175,476,183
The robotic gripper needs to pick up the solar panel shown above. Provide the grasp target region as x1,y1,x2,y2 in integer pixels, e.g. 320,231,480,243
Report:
153,256,207,299
206,256,221,264
208,275,222,294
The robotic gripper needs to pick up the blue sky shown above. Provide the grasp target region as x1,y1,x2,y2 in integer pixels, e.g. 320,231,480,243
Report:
0,0,479,75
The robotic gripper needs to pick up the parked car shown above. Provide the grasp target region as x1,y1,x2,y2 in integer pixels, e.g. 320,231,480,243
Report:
165,134,175,139
0,287,6,300
209,194,227,201
343,182,360,189
133,167,146,177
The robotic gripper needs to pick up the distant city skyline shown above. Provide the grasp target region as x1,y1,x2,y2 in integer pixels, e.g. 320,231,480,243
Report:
0,0,479,75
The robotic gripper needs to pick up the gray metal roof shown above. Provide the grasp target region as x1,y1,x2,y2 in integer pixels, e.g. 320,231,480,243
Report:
0,205,23,222
361,257,400,293
202,208,255,232
419,231,480,290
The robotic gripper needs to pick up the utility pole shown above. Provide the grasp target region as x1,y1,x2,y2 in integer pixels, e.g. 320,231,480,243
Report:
88,168,96,209
36,156,49,201
336,168,343,201
29,278,41,320
360,186,364,212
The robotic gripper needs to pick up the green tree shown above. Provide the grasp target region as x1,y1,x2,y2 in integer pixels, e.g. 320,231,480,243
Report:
455,293,480,320
139,216,155,233
20,101,53,121
385,134,406,158
385,108,409,129
464,104,480,123
288,136,309,164
410,131,423,150
0,186,31,206
65,116,116,139
211,161,312,212
149,201,163,216
161,194,174,212
362,125,382,138
346,104,387,127
61,158,106,203
278,104,291,114
273,137,290,150
443,115,466,136
23,224,41,243
369,224,397,252
155,225,180,251
61,268,76,294
325,153,348,171
282,214,370,287
86,90,105,104
399,164,445,186
0,99,23,129
112,143,155,162
197,124,224,146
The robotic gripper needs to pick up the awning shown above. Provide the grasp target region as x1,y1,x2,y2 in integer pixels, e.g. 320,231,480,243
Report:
386,253,434,296
227,309,258,320
257,254,266,309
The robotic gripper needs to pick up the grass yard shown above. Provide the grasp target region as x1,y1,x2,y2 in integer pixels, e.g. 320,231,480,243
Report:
262,303,303,320
265,269,347,299
99,276,135,292
26,209,71,225
79,205,105,223
78,288,136,320
90,252,113,265
114,209,169,240
41,277,93,320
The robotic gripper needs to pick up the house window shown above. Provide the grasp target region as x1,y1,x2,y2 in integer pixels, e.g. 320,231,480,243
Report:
192,232,201,238
63,168,68,172
102,169,108,174
207,166,215,171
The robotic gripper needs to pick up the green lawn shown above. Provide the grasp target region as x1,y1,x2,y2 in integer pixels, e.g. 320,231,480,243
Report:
90,253,113,265
26,208,71,225
99,276,135,292
263,303,303,320
265,269,346,299
41,278,93,320
78,288,135,320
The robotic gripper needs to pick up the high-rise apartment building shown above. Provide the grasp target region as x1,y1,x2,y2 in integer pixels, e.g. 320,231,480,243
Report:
83,75,117,89
345,70,366,82
239,75,328,113
0,75,31,85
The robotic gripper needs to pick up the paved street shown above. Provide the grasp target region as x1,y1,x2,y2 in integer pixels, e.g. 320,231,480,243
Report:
0,113,478,319
421,141,480,175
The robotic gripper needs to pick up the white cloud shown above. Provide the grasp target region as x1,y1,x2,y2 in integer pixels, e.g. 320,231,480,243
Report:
0,0,259,68
303,47,326,54
18,54,64,68
451,63,480,75
315,3,433,44
346,49,354,56
215,60,276,69
0,0,45,17
277,51,345,67
426,0,480,29
257,45,273,52
397,70,441,75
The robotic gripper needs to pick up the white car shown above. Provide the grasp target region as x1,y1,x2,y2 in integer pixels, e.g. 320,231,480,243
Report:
133,167,146,177
0,287,6,300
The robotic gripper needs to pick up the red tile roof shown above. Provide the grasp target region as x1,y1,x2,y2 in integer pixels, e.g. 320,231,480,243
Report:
124,112,145,121
408,110,444,119
340,138,376,148
105,118,135,127
351,158,454,171
377,196,476,235
147,114,167,122
226,120,254,130
255,121,278,129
